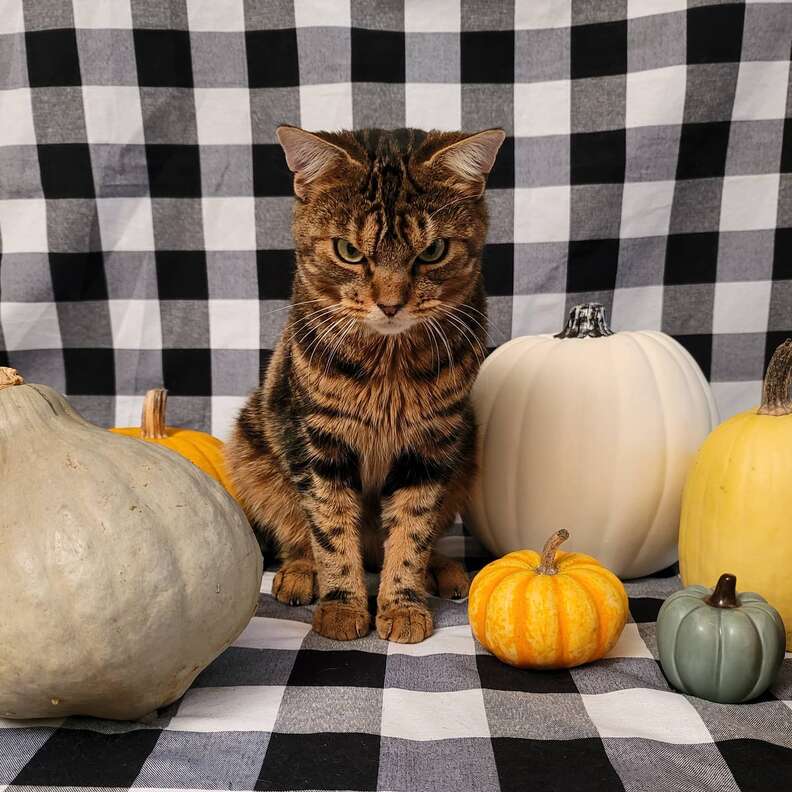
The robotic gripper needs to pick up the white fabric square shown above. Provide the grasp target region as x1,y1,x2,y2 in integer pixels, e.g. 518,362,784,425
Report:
626,65,686,128
713,280,772,334
387,625,476,657
167,686,286,733
294,0,352,28
97,198,155,252
732,61,789,122
720,174,780,232
0,302,61,351
711,381,762,416
211,396,247,440
0,0,24,34
405,84,461,132
233,617,312,651
0,199,48,253
0,89,36,146
108,299,163,349
194,88,252,146
381,689,490,741
405,0,460,32
514,0,571,29
514,186,570,243
620,181,675,239
261,570,276,594
209,299,260,349
582,689,713,743
202,197,256,251
626,0,686,18
603,623,654,659
186,0,245,31
512,293,567,335
114,395,146,427
515,80,570,137
611,286,663,331
299,83,353,132
82,86,144,145
72,0,133,28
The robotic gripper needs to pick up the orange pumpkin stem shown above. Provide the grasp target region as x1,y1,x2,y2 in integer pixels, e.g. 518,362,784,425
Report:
141,388,168,439
0,367,24,391
536,529,569,576
758,339,792,416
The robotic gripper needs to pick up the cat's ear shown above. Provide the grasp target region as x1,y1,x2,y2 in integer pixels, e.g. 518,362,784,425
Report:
276,125,360,201
426,128,506,198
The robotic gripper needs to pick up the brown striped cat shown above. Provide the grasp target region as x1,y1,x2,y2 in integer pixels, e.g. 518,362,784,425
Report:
225,126,505,643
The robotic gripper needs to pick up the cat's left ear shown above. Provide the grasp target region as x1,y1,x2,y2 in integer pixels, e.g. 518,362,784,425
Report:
426,129,506,198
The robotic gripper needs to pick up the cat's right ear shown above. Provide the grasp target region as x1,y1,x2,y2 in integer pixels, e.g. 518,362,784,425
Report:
276,125,357,201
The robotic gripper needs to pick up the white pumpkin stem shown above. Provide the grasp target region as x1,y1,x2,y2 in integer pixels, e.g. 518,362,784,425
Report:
141,388,168,439
0,367,24,391
758,339,792,416
536,529,570,575
555,304,614,339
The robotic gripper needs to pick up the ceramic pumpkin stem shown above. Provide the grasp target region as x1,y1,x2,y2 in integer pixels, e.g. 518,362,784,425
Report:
535,529,570,575
706,573,739,609
0,368,24,391
757,339,792,416
554,303,614,339
141,388,168,439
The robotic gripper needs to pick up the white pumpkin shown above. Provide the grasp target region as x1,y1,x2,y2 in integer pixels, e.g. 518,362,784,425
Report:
466,304,718,579
0,369,262,721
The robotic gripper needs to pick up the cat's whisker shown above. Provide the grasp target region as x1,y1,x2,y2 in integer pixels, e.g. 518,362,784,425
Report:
447,304,498,346
436,305,493,351
428,317,455,382
459,302,509,341
263,298,325,316
291,306,343,345
423,322,441,382
323,318,357,379
307,315,349,370
437,309,486,364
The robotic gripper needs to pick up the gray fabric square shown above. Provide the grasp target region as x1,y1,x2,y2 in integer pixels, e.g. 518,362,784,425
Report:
352,82,406,128
244,0,294,30
0,145,42,199
261,304,289,348
165,394,212,428
742,4,792,62
30,87,87,143
462,84,513,134
255,196,295,249
662,284,715,334
300,628,388,654
140,88,198,144
193,645,298,687
572,0,627,24
628,11,686,72
0,33,29,89
725,119,785,177
683,63,739,124
56,301,113,348
625,125,681,182
65,394,115,425
46,199,103,253
572,75,626,134
4,349,65,391
211,349,259,395
130,0,188,29
515,242,568,294
484,690,598,739
385,653,481,693
571,658,670,694
114,349,164,393
669,177,723,235
91,144,150,198
297,27,350,85
515,27,570,83
515,135,569,188
769,281,792,332
0,253,52,301
250,88,300,144
151,198,204,250
275,686,382,734
190,31,249,88
566,289,613,316
201,145,254,197
617,237,667,288
207,251,258,298
352,0,404,30
711,333,767,381
570,183,623,240
21,0,73,30
717,230,774,282
0,727,57,783
462,0,514,30
406,32,460,84
104,252,159,299
692,699,792,748
484,189,513,245
76,29,139,87
159,299,210,347
487,295,514,346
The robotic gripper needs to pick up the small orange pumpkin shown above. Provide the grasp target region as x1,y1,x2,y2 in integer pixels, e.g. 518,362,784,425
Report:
469,530,629,669
111,388,237,499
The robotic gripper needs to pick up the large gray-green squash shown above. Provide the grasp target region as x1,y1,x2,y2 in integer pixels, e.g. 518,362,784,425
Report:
0,368,262,721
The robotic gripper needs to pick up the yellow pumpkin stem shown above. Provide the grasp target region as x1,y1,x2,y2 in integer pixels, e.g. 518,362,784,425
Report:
141,388,168,439
0,367,24,391
758,339,792,416
536,529,570,575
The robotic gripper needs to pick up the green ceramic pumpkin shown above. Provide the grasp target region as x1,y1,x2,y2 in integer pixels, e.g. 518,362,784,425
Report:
657,574,785,704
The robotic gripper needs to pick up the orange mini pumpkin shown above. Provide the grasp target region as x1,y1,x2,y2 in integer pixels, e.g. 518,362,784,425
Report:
111,388,237,499
469,530,629,669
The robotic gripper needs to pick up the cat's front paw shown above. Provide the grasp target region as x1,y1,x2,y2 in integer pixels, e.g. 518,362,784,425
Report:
273,560,317,606
376,604,433,643
312,601,370,640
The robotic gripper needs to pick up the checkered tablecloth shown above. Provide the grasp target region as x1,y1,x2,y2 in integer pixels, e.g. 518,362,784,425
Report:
2,524,791,792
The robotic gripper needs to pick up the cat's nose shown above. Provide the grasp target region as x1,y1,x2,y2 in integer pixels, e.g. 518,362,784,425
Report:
378,303,403,318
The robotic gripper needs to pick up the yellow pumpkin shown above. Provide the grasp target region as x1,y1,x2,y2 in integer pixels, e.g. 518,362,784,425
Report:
469,530,628,668
680,339,792,650
111,388,237,499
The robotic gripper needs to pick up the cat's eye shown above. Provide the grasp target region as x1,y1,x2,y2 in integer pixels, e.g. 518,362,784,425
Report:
417,239,447,264
334,239,364,264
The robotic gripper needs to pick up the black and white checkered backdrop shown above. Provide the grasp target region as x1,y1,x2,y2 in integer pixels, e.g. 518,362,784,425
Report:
0,0,790,439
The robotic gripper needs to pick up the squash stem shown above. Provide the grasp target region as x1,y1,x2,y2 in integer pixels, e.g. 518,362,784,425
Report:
536,529,569,575
554,303,614,339
141,388,168,439
706,573,739,609
758,339,792,416
0,367,24,391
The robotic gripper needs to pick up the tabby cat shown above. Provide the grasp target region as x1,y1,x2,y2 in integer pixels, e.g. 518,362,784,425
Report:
225,125,505,643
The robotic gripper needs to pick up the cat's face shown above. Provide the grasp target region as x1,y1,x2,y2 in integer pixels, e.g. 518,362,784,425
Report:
277,127,505,336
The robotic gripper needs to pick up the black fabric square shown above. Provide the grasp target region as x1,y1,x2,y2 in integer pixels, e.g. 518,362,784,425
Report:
288,650,386,688
257,732,380,791
782,118,792,174
491,737,623,792
133,29,193,87
50,253,108,301
773,228,792,280
571,21,627,79
676,122,731,180
246,29,300,88
63,348,116,395
38,144,95,199
628,597,663,624
487,135,514,189
718,740,792,791
25,29,81,87
571,130,625,184
260,348,273,381
13,728,161,787
351,28,405,83
461,30,514,83
0,350,9,367
673,334,712,380
257,250,296,301
146,145,202,198
482,243,513,297
567,239,619,293
156,251,209,300
162,348,212,396
665,233,718,285
253,144,293,197
476,655,577,693
687,5,745,65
